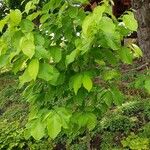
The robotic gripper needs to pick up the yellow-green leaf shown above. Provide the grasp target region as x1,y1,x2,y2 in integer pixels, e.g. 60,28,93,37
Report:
82,73,93,92
27,59,39,81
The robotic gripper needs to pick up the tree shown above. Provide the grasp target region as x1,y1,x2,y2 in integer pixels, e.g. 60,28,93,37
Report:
131,0,150,62
0,0,141,147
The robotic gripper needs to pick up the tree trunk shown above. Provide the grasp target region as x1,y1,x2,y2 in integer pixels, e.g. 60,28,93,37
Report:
131,0,150,62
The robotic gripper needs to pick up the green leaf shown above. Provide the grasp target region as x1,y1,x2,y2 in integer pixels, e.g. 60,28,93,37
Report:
30,119,46,140
12,56,26,74
20,19,34,32
68,7,78,18
0,55,9,68
119,47,133,64
56,107,71,129
34,33,45,46
66,49,78,66
72,74,83,95
27,11,41,21
38,63,59,84
122,12,138,31
27,59,39,81
9,9,22,25
103,90,113,107
93,5,105,24
130,44,143,58
46,112,62,139
19,69,32,87
99,16,115,33
35,46,51,59
111,87,124,106
86,113,97,131
77,112,97,131
82,14,94,37
40,14,50,23
50,47,62,63
82,73,93,92
20,37,35,59
25,1,36,14
42,0,61,13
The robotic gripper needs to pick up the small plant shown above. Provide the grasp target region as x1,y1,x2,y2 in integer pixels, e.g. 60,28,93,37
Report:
121,133,150,150
119,101,144,116
107,115,134,132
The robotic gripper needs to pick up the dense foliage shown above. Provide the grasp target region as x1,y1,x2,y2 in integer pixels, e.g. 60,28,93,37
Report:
0,75,150,149
0,0,145,147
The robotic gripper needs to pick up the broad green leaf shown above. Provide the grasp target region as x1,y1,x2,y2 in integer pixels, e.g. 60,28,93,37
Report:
38,63,59,84
99,16,115,33
93,5,106,24
72,74,83,95
19,69,32,87
27,11,41,21
40,14,50,23
20,19,34,32
122,12,138,31
82,14,94,37
9,9,22,25
77,112,97,131
12,31,24,50
25,1,36,14
27,59,39,81
66,49,78,66
50,47,62,63
35,46,51,59
34,33,45,46
77,113,89,127
119,47,133,64
111,87,123,106
68,7,78,18
82,73,93,92
56,107,71,129
130,44,143,58
46,112,62,139
0,55,9,68
20,37,35,59
86,113,97,131
103,90,113,107
12,56,26,74
42,0,61,13
30,119,46,140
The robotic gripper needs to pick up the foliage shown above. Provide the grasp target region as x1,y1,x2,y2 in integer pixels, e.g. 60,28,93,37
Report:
1,75,150,149
121,133,150,150
0,0,143,146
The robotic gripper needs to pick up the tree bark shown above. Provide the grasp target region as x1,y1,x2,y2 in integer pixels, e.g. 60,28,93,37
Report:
131,0,150,62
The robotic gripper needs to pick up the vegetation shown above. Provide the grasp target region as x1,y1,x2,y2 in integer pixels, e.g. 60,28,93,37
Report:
0,0,149,149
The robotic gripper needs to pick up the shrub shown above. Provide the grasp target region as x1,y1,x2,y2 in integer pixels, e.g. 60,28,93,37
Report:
107,115,134,132
119,101,144,116
121,133,150,150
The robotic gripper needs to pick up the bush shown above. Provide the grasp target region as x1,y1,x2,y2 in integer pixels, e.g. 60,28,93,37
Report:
121,133,150,150
107,115,134,132
119,101,144,116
